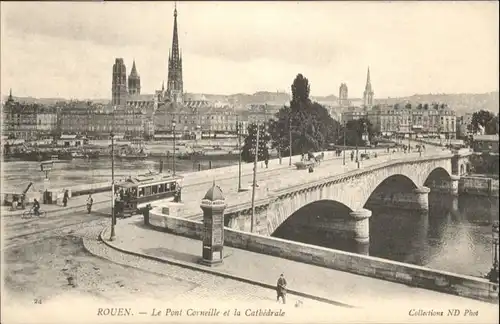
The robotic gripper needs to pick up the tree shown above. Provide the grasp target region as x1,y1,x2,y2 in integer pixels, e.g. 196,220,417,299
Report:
268,74,340,156
241,123,270,163
471,110,495,134
291,74,310,105
485,115,499,135
338,118,376,146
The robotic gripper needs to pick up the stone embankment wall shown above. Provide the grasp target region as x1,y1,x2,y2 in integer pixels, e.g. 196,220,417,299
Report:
147,211,498,303
459,176,499,197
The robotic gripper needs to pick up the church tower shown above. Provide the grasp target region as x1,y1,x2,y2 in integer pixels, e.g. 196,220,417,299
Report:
363,67,374,108
112,58,128,106
128,60,141,95
338,83,349,107
166,4,184,104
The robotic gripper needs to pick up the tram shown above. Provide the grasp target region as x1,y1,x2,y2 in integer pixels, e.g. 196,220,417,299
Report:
113,172,183,217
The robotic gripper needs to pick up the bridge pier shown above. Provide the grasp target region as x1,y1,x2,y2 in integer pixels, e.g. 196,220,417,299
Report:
427,175,460,196
350,208,372,244
414,186,431,210
366,186,431,211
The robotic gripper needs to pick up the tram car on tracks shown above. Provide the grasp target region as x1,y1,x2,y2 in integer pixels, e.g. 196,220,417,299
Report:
113,172,183,217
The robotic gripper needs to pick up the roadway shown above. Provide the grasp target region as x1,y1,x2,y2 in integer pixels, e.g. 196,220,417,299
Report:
165,146,451,220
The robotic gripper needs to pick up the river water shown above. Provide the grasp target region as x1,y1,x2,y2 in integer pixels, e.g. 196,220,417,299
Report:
274,193,499,278
1,158,236,192
1,158,498,278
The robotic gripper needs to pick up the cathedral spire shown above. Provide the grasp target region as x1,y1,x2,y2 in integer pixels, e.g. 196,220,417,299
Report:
171,3,179,63
166,3,183,104
366,67,371,89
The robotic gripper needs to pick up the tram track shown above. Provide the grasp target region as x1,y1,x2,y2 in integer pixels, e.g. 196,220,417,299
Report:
3,211,106,249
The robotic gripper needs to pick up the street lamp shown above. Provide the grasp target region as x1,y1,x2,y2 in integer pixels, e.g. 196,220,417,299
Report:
408,115,412,152
250,123,260,233
172,121,176,176
236,118,242,192
343,121,346,165
288,116,292,166
363,121,368,154
109,131,116,241
488,221,499,283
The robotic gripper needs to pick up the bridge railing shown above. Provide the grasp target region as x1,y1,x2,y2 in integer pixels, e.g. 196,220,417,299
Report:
268,151,454,198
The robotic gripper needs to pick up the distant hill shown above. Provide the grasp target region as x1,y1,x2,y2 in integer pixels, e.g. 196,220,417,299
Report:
374,91,499,115
4,91,498,115
7,96,110,105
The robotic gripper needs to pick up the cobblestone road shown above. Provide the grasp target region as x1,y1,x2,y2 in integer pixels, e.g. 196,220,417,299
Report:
3,212,342,324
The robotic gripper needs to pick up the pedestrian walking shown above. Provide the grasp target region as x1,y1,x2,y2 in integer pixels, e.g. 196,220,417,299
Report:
265,157,269,169
276,274,287,304
63,190,69,207
350,151,354,162
86,194,94,214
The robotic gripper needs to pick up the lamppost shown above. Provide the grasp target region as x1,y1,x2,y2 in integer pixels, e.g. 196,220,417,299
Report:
343,121,346,165
488,221,499,283
172,121,176,176
363,121,368,154
236,118,242,192
438,125,443,146
408,115,412,152
250,123,260,233
288,116,292,166
109,131,116,241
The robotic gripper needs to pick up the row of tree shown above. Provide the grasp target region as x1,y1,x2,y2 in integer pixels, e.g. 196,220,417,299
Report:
241,74,372,163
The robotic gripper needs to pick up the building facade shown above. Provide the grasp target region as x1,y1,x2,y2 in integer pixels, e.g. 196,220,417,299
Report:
2,91,58,139
366,103,456,138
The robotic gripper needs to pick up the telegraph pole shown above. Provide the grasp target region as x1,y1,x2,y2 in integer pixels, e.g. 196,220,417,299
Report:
251,123,260,233
172,121,176,176
109,131,116,241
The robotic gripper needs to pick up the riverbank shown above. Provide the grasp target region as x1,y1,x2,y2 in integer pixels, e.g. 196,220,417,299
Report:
459,176,499,197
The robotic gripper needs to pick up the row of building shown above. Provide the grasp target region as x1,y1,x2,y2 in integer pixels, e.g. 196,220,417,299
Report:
341,102,457,139
1,90,284,140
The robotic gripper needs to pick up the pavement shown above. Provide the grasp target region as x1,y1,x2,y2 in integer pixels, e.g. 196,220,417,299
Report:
1,192,113,218
93,215,499,312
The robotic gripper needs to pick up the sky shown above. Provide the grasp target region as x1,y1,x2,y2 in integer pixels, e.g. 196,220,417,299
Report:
1,1,498,100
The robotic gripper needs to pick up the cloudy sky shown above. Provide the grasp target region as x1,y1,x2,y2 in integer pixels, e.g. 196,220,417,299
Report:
1,1,498,100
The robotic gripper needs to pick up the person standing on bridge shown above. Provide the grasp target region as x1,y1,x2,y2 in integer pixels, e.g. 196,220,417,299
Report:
86,194,94,214
63,190,69,207
276,273,287,304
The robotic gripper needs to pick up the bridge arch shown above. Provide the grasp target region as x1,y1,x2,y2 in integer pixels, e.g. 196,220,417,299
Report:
364,174,419,208
268,199,351,236
263,157,453,237
423,167,452,188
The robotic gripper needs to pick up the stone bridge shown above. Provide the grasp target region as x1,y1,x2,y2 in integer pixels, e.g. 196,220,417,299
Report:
222,150,472,244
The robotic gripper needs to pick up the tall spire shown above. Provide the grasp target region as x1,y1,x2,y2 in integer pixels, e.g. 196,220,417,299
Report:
131,60,137,75
166,3,183,104
171,2,179,63
366,67,371,88
7,88,13,103
363,66,374,108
